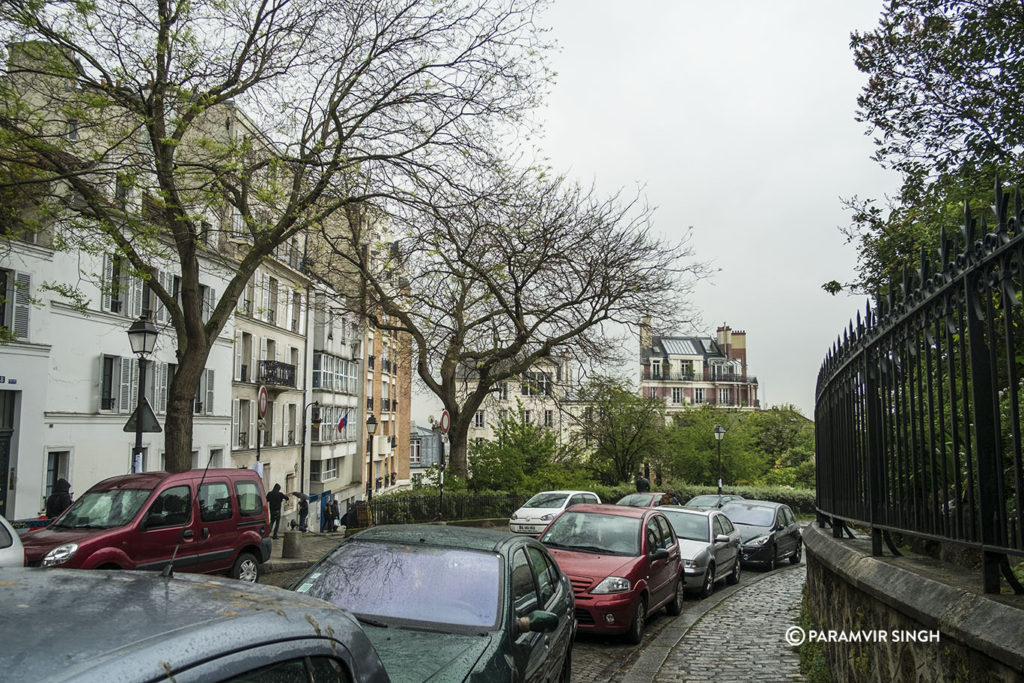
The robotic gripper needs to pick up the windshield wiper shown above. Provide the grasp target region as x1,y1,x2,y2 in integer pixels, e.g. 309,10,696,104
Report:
571,545,611,554
355,615,389,628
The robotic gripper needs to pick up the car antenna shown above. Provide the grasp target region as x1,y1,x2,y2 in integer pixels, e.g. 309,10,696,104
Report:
161,451,217,579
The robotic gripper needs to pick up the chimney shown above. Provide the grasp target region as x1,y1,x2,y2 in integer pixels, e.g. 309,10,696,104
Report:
716,324,731,355
639,316,652,352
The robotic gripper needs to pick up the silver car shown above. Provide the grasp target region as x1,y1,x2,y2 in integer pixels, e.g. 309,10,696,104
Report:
657,506,741,598
0,514,25,568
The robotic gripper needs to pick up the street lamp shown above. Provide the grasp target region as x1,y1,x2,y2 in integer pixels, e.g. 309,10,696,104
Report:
714,424,726,496
365,414,378,501
127,313,158,473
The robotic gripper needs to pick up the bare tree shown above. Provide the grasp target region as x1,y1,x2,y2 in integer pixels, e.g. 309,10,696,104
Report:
312,164,707,479
0,0,551,470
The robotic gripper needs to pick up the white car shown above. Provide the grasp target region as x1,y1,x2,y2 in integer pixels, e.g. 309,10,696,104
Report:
509,490,601,536
0,514,25,568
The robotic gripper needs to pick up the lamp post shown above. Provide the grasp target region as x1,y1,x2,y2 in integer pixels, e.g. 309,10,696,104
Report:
127,313,158,473
365,414,378,501
713,424,726,496
300,401,321,494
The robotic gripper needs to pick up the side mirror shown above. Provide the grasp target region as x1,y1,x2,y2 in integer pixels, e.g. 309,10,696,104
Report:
650,547,669,561
518,610,559,634
715,534,731,543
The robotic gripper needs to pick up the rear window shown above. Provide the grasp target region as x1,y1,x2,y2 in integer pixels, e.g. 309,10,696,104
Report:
235,481,264,517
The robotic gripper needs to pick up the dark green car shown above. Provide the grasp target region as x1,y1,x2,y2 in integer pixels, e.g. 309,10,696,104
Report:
292,524,576,682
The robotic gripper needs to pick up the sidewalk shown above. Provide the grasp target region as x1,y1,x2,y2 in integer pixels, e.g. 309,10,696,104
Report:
262,529,348,574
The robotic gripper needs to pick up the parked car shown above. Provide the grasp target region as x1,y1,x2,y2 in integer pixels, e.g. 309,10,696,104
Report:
539,503,684,644
0,514,25,567
0,567,389,682
658,506,741,597
22,469,272,582
292,524,575,682
614,492,668,508
510,490,602,536
683,494,744,509
720,500,802,569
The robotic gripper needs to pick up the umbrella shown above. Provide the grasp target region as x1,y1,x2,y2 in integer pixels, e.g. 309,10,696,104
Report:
291,491,309,501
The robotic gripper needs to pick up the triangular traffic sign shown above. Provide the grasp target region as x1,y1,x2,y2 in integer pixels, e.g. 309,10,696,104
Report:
123,398,163,433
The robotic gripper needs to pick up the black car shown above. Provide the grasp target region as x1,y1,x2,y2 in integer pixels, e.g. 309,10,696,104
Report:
292,524,575,682
719,500,802,569
683,494,745,509
0,567,390,682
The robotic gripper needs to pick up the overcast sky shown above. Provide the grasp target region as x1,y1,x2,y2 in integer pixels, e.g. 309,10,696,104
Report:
412,1,901,423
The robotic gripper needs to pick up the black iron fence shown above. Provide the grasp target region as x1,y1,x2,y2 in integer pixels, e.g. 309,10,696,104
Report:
815,183,1024,594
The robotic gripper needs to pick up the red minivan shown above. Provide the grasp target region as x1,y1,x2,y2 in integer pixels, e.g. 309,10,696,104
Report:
22,469,272,582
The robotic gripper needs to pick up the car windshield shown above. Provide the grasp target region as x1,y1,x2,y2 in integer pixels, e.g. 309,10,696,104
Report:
540,511,640,556
298,540,501,630
725,506,775,527
686,496,720,507
53,488,152,529
616,493,656,508
664,512,709,542
523,492,571,509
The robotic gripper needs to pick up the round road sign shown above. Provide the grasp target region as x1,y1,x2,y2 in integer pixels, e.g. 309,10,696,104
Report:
258,385,269,418
439,409,450,434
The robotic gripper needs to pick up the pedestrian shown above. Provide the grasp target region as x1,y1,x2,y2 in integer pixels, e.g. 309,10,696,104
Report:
266,483,287,539
298,496,309,532
331,498,342,532
341,505,358,530
320,494,332,532
46,478,73,519
635,470,650,493
660,490,680,506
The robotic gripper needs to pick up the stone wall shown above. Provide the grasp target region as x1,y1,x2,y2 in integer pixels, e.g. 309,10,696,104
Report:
802,524,1024,681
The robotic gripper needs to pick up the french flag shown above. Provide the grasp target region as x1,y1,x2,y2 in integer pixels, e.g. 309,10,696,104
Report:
337,411,348,433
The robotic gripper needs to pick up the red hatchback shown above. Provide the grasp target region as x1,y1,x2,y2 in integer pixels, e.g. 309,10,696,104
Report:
539,504,684,643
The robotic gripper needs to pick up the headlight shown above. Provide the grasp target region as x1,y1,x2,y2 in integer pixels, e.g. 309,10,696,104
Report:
540,513,555,521
43,543,79,567
746,535,770,547
510,514,520,521
683,558,698,569
592,576,631,594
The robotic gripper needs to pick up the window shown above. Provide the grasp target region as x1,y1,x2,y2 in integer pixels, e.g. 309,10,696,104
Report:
672,387,682,404
544,410,553,428
267,277,279,324
524,410,533,424
45,451,70,500
527,546,559,606
199,482,233,522
410,439,421,464
521,371,551,396
651,360,661,378
193,369,215,414
511,549,539,617
694,388,705,404
719,388,731,405
497,382,509,400
234,399,253,448
101,254,142,317
235,480,263,517
67,119,79,140
474,410,485,428
145,485,192,528
648,387,657,399
1,269,31,339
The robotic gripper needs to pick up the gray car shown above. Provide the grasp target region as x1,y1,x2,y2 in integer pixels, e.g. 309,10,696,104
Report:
658,506,742,597
0,514,25,568
0,567,390,682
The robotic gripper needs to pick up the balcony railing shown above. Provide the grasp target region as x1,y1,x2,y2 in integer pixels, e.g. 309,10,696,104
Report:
258,360,296,388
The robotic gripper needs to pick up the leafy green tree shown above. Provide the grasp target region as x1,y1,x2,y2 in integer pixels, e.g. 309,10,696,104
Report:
828,0,1024,294
571,376,670,486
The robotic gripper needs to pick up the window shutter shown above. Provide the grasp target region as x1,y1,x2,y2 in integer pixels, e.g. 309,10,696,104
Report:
12,272,30,338
232,398,240,448
156,363,168,413
249,402,256,448
285,292,294,332
206,368,215,415
118,356,132,412
130,276,143,317
102,255,113,311
234,331,242,381
273,401,281,446
261,273,269,322
203,287,215,324
129,358,139,411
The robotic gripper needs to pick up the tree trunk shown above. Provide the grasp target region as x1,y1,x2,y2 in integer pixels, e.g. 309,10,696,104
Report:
163,349,207,472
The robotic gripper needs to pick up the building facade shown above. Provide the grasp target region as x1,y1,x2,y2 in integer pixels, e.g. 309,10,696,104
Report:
639,321,759,414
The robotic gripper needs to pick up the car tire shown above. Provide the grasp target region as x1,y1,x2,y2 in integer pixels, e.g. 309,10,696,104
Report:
231,551,260,583
726,557,741,585
625,596,647,645
699,563,715,598
666,576,684,615
558,642,572,683
790,541,802,565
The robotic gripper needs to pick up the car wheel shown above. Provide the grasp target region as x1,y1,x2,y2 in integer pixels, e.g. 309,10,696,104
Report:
231,551,260,583
666,576,684,615
558,642,572,683
790,540,802,565
699,563,715,598
726,557,741,585
625,596,647,645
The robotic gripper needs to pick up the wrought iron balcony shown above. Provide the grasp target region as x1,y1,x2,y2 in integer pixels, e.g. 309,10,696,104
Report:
258,360,296,388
